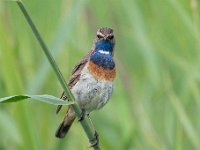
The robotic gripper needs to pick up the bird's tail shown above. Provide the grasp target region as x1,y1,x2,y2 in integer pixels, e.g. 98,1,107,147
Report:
55,106,76,138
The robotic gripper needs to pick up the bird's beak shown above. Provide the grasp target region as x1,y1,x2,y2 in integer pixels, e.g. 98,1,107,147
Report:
103,36,108,40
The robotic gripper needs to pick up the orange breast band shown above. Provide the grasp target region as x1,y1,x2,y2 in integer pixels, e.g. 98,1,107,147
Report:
87,61,116,81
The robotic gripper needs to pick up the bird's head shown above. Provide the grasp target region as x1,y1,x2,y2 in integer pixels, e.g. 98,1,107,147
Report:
94,27,115,55
90,27,115,69
96,27,115,44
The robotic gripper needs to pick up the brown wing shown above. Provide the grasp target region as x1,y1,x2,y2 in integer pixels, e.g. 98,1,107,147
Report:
56,49,95,114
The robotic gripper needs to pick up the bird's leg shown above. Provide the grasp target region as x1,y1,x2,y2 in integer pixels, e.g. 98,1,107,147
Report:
78,109,85,122
87,114,99,148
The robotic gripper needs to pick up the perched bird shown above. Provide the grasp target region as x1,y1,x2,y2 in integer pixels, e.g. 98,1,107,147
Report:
55,27,116,139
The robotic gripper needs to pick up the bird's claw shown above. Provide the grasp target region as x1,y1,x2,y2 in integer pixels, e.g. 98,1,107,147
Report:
89,131,99,148
78,109,85,122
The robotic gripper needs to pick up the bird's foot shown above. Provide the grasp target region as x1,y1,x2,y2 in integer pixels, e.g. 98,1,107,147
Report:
89,130,99,148
78,109,85,122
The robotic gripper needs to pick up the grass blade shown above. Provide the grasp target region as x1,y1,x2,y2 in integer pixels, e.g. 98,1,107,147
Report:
16,1,100,149
0,94,74,105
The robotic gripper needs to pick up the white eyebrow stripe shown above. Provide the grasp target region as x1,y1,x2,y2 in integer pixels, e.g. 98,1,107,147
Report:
97,31,104,37
98,50,110,55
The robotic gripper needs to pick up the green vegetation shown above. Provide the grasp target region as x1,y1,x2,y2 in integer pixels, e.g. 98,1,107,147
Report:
0,0,200,149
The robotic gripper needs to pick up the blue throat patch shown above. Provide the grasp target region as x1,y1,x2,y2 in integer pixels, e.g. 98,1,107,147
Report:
90,41,115,70
96,40,113,52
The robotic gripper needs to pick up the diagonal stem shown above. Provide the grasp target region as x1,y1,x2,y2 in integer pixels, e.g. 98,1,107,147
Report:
15,0,100,149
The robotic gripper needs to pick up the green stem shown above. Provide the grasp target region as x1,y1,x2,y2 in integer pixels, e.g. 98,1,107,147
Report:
16,1,100,149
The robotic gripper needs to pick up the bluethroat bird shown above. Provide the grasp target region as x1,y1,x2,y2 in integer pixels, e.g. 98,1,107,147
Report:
55,27,116,139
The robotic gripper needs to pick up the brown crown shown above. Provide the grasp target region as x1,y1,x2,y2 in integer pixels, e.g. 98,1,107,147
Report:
97,27,113,35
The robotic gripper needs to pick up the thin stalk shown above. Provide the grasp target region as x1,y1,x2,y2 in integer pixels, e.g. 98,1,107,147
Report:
16,0,100,149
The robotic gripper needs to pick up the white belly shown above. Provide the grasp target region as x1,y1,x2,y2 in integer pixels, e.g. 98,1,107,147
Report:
71,67,114,113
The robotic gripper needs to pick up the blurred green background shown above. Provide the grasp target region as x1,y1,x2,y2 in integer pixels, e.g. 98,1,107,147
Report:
0,0,200,149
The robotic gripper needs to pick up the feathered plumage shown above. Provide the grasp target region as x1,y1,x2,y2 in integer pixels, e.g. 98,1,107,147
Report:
55,27,116,138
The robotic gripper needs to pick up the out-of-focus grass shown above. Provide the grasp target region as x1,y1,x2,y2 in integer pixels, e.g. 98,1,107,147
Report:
0,0,200,149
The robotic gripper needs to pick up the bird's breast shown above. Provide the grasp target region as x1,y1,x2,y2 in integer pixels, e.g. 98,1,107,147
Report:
71,64,114,112
87,60,116,81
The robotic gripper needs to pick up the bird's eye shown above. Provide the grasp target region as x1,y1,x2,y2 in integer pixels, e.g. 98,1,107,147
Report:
97,34,103,39
107,35,114,40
